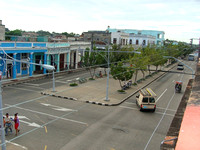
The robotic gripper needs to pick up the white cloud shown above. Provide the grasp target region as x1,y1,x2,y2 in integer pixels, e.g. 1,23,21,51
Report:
0,0,200,43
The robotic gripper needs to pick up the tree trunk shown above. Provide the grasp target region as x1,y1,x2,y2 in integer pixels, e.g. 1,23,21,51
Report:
148,65,151,75
134,70,138,82
89,68,93,78
104,68,106,75
119,80,122,89
141,70,145,78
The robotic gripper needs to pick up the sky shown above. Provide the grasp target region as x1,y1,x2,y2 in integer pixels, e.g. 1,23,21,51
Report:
0,0,200,44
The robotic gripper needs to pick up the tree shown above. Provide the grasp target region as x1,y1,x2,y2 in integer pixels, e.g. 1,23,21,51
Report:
130,51,148,82
81,48,100,79
111,61,134,89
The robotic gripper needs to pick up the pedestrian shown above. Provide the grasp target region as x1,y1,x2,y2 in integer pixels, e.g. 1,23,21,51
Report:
14,113,20,135
99,71,103,78
5,113,12,135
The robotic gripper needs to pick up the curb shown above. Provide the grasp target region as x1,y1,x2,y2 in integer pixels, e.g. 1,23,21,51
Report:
85,64,177,106
41,92,77,101
41,64,177,106
2,76,46,88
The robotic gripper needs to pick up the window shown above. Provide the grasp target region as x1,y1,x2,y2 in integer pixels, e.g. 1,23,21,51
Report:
143,40,146,45
22,63,27,70
157,34,160,39
149,97,155,103
129,39,132,44
113,38,117,44
142,97,148,103
136,40,139,45
21,53,28,59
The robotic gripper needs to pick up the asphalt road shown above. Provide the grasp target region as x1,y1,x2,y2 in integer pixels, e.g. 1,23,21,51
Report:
1,60,196,150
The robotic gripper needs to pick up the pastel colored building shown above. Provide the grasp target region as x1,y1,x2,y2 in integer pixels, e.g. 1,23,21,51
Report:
108,26,164,46
0,41,91,79
0,42,47,79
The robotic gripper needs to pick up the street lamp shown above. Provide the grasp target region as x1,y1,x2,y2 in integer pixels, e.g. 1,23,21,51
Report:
163,56,194,79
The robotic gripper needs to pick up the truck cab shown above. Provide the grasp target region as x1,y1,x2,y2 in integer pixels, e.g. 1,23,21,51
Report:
136,88,157,112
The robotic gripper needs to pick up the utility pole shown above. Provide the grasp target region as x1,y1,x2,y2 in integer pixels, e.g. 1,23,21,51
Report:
91,33,94,51
0,72,6,150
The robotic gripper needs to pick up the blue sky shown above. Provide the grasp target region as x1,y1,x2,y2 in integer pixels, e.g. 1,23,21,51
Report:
0,0,200,44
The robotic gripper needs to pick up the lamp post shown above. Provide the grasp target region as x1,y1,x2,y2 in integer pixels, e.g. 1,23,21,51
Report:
105,46,110,101
0,71,6,150
163,56,194,79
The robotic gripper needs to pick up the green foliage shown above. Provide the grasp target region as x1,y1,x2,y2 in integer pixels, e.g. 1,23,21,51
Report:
111,61,134,89
62,32,76,37
5,29,22,36
36,30,51,36
69,83,78,86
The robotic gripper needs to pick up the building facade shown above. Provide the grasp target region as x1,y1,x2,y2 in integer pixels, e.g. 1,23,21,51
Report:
0,20,5,41
0,42,47,79
108,26,164,46
0,41,91,79
111,31,156,48
82,31,111,49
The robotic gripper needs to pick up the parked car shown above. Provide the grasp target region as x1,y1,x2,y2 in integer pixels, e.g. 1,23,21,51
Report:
177,63,184,70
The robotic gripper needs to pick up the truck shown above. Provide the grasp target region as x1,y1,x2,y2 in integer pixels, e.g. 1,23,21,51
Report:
136,88,157,112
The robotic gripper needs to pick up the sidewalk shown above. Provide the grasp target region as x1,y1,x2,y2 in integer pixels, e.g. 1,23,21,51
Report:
41,64,176,106
175,61,200,150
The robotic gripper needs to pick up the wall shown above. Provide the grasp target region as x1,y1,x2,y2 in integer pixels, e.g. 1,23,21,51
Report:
0,20,5,41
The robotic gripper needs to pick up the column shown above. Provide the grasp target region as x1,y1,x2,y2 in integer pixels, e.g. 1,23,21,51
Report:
13,53,17,79
43,53,47,74
75,50,78,69
67,52,70,69
29,52,33,77
57,54,60,72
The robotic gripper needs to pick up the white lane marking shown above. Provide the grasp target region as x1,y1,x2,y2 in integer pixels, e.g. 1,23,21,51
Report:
172,80,175,83
40,103,77,112
7,116,30,121
54,80,68,84
144,91,176,150
124,102,176,112
23,83,40,87
1,104,89,148
119,106,174,117
155,89,167,103
6,140,28,150
20,120,42,128
5,104,87,125
5,86,39,93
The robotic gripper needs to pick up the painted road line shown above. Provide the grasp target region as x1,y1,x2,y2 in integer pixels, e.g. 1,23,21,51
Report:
1,103,89,148
40,103,77,112
54,80,68,84
124,102,176,112
156,89,167,103
5,86,39,93
23,83,40,87
119,106,174,117
6,140,28,150
44,145,47,150
5,104,87,125
19,120,42,128
144,91,176,150
44,126,48,133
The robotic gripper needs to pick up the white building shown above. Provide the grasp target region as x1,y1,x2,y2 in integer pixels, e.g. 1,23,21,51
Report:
111,31,156,47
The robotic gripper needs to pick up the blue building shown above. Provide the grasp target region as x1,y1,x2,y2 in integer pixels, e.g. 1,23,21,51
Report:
0,42,48,79
107,26,165,46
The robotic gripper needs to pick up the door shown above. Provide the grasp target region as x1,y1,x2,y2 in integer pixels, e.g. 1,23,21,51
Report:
60,54,64,71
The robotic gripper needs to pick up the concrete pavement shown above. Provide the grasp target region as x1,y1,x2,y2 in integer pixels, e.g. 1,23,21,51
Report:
41,64,176,106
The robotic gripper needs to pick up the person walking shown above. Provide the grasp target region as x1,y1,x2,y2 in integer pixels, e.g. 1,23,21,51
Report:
5,113,12,135
14,113,20,135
